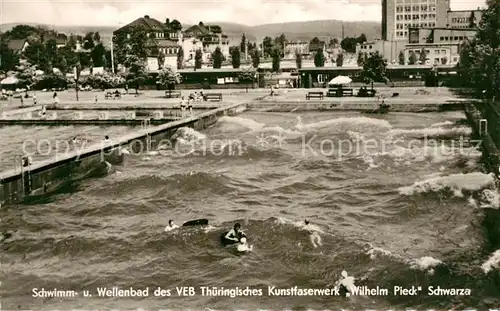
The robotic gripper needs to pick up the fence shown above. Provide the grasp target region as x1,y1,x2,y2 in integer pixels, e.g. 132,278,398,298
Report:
474,101,500,148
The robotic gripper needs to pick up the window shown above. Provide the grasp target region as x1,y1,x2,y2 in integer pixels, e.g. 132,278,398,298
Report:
440,36,444,41
317,74,325,83
369,45,372,49
454,36,458,40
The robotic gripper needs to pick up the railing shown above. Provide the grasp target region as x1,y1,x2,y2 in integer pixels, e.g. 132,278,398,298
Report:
475,101,500,148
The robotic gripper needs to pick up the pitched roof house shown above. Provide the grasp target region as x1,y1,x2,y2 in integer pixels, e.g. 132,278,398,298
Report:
7,39,29,53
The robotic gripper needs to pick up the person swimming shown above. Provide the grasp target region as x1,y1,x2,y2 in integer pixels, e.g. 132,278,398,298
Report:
337,270,355,297
236,237,253,252
164,220,179,232
221,223,246,246
304,219,322,248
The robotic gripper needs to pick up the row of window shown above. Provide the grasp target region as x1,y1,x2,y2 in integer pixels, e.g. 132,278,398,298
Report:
439,35,468,41
396,22,436,30
451,17,470,23
396,4,436,13
160,47,180,54
397,0,437,3
360,45,373,50
396,13,436,20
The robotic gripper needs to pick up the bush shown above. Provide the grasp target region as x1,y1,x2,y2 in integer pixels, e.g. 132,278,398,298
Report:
80,73,126,90
33,74,68,90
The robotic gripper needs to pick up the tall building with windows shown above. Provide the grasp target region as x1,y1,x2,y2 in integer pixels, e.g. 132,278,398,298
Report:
382,0,450,41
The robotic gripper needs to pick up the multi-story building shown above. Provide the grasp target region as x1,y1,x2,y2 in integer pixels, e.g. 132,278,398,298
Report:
284,41,309,59
183,23,230,63
382,0,450,42
113,16,230,70
375,0,484,64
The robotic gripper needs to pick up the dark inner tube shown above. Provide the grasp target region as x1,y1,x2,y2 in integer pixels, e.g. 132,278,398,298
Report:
182,219,209,227
220,231,246,246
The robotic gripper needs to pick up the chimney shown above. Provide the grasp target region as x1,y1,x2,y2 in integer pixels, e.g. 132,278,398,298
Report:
144,15,150,19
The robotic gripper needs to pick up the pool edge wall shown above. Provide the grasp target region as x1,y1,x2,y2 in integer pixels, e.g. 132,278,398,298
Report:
0,102,248,205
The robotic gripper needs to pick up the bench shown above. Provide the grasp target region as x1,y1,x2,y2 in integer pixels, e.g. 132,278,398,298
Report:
306,92,324,100
165,91,181,98
105,92,121,99
357,89,376,97
342,89,354,96
204,93,223,102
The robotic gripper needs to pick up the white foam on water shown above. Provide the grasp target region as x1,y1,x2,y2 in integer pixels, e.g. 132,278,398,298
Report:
275,217,325,234
479,189,500,208
410,256,443,271
217,116,265,131
398,172,496,197
366,246,393,260
174,127,207,142
388,126,472,138
429,121,454,128
296,116,392,132
481,249,500,273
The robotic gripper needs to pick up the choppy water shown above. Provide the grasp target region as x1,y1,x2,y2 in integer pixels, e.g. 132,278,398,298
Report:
2,111,500,310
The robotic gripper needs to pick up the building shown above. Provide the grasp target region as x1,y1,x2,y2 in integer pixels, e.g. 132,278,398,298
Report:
7,39,29,53
114,17,231,70
403,27,477,65
284,41,309,59
183,23,230,63
382,0,450,42
114,15,182,71
377,0,484,64
447,9,483,28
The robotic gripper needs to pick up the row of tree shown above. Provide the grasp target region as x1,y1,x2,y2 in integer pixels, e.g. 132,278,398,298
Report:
0,25,109,74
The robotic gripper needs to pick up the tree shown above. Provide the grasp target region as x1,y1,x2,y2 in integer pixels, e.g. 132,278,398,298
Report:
91,43,106,67
128,27,149,60
357,34,367,44
15,62,37,88
158,66,181,96
83,32,95,50
212,47,224,69
0,39,19,71
441,57,448,65
398,51,405,65
230,47,241,68
271,47,280,72
194,49,203,69
340,37,358,53
157,50,165,69
408,51,417,65
250,49,260,68
177,46,184,69
240,34,246,55
314,48,325,67
357,52,365,66
336,53,344,67
238,70,256,92
275,34,286,57
3,25,38,40
295,51,302,69
360,52,388,90
170,19,182,31
93,32,101,43
419,48,427,64
124,55,148,94
262,36,273,57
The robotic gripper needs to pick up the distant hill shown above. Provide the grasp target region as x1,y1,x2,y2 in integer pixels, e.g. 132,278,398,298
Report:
0,20,381,45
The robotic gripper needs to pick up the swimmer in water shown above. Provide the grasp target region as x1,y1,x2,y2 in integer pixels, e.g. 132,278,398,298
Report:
164,220,179,232
337,270,355,297
237,237,253,252
304,219,322,248
225,223,245,243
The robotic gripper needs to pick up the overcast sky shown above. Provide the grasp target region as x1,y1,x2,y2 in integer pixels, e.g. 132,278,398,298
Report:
0,0,487,27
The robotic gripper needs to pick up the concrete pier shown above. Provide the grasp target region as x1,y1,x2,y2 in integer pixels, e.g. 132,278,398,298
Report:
0,118,180,126
0,101,248,205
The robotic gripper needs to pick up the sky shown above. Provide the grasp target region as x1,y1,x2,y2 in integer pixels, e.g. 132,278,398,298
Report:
0,0,488,27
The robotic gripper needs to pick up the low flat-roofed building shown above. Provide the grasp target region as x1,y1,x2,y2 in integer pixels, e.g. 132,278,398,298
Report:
447,9,483,28
403,27,476,65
